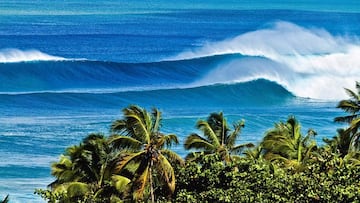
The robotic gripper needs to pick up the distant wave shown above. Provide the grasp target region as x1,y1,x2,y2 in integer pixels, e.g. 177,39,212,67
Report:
0,49,69,63
170,21,360,100
0,55,222,93
0,79,294,110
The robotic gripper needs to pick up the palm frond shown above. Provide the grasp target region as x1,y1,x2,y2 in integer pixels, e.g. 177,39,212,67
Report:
226,120,245,148
109,134,143,150
132,165,149,201
349,118,360,132
264,152,288,163
244,146,263,160
123,106,152,144
302,129,317,146
303,141,317,162
197,120,221,147
114,151,145,173
262,135,294,152
155,154,176,193
206,112,228,144
152,108,162,133
82,133,105,143
49,155,81,187
336,100,360,114
261,116,318,169
110,119,127,133
160,149,184,165
184,133,214,151
334,114,358,123
53,182,89,198
287,116,301,141
66,182,90,198
185,151,214,162
344,88,360,101
231,142,254,154
111,175,131,193
157,134,179,148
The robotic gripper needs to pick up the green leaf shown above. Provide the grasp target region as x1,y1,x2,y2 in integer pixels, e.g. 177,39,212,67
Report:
111,175,131,192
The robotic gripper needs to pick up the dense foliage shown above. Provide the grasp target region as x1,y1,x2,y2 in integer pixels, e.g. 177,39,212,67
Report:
174,152,360,202
36,82,360,202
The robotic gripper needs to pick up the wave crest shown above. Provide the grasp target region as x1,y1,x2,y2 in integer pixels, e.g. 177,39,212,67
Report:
0,49,67,63
172,21,360,100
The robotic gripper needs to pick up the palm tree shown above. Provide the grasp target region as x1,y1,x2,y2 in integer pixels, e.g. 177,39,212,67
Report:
49,133,130,202
334,81,360,123
323,129,352,157
110,105,183,203
334,81,360,151
244,145,263,162
184,112,254,162
261,116,317,170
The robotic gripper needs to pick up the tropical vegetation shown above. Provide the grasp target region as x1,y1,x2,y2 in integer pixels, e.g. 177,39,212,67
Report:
35,133,131,202
35,82,360,202
110,105,183,202
261,116,317,171
334,81,360,152
184,112,253,162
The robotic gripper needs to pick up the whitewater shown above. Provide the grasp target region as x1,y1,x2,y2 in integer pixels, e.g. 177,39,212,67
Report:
173,22,360,100
0,1,359,202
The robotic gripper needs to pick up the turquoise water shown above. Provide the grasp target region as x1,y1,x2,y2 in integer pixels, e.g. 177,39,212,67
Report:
1,1,359,202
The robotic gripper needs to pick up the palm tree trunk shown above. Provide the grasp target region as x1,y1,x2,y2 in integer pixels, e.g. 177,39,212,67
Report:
149,160,155,203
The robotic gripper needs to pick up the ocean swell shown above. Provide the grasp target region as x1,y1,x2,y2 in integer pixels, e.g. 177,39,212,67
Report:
0,79,293,111
0,54,234,93
2,22,359,100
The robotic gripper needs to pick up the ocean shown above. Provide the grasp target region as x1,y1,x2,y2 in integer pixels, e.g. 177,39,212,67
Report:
1,1,359,202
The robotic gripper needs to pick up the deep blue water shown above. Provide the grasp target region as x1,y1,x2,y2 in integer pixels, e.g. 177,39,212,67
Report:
1,1,359,202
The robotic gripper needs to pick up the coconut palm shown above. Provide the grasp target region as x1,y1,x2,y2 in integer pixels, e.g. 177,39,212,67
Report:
48,133,130,202
323,129,352,157
334,81,360,123
184,112,254,162
110,105,183,203
334,82,360,151
261,116,317,170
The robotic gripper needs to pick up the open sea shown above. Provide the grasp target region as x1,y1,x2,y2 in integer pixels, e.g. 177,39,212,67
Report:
0,1,359,202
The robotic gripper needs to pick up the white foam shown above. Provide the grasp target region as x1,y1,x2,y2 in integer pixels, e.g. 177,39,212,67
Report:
171,21,360,100
0,48,67,63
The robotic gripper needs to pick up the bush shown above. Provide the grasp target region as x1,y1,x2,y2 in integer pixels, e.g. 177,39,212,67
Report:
173,153,360,202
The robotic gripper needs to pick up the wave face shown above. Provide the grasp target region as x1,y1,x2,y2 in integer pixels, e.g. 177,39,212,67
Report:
0,54,226,93
170,21,360,100
0,79,293,112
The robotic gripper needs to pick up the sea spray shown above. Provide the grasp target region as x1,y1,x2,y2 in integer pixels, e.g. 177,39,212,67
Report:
0,49,67,63
171,22,360,100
